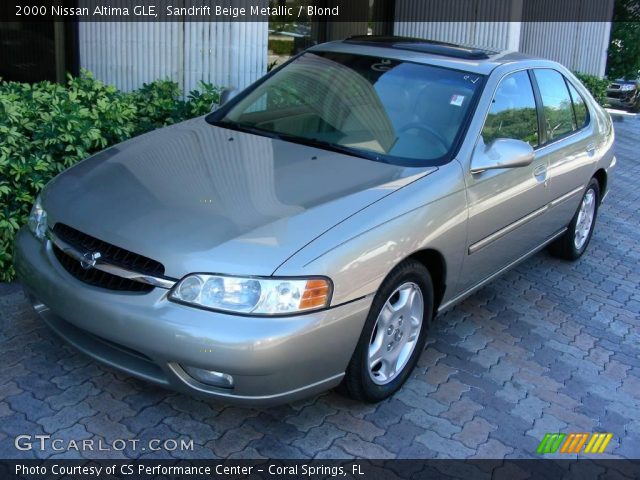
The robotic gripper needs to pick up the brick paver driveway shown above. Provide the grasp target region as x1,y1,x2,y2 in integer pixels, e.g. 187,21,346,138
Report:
1,120,639,461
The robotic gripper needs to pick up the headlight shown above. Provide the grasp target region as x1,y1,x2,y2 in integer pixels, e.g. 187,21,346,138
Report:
620,84,636,91
27,195,48,240
169,274,332,315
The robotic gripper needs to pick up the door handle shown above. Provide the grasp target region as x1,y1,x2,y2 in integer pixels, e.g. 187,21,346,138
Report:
586,143,596,156
533,165,547,182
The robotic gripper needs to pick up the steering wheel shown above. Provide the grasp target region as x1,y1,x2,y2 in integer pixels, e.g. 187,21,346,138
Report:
398,123,449,153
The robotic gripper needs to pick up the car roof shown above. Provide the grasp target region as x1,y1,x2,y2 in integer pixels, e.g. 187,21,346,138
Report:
308,36,545,76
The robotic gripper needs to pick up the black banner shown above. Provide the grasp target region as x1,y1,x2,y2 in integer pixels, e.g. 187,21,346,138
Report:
1,460,640,480
0,0,628,23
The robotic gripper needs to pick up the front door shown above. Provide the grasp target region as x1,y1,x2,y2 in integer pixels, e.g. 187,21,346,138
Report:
458,70,551,292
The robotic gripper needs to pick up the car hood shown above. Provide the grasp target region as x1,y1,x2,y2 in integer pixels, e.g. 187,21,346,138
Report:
44,117,435,278
609,80,638,87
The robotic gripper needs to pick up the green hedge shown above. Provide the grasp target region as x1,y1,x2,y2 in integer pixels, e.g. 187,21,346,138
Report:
0,70,222,282
268,38,295,56
574,72,610,107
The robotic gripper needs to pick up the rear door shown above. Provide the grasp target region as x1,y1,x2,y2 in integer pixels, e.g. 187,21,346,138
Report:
531,69,596,233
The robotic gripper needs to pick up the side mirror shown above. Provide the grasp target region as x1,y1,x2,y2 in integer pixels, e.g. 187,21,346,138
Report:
212,87,237,111
471,138,535,174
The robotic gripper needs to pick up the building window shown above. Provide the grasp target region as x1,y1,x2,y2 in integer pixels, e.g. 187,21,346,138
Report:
268,1,313,70
0,22,77,84
267,0,394,70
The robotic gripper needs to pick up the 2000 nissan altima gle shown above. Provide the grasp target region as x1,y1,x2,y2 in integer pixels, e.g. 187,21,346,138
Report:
15,37,615,405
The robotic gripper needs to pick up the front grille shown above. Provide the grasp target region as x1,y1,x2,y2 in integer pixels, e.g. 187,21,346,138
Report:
52,223,165,293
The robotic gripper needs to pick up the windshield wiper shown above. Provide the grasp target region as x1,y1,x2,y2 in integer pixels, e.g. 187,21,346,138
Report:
286,135,385,163
211,120,385,163
211,120,286,141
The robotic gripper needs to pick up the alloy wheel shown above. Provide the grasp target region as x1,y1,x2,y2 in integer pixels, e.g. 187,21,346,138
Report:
574,189,596,250
368,282,424,385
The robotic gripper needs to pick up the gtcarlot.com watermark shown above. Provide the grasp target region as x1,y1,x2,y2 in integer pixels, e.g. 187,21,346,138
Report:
15,434,194,453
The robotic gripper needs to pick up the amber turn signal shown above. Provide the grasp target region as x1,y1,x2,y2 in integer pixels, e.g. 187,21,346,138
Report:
299,279,331,310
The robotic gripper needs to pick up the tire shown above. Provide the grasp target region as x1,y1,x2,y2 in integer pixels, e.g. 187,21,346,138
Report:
340,259,434,402
549,178,600,261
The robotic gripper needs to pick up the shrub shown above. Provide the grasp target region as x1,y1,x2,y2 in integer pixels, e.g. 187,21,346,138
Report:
0,70,222,282
185,82,223,117
268,38,295,56
574,72,610,107
129,79,221,134
131,79,184,134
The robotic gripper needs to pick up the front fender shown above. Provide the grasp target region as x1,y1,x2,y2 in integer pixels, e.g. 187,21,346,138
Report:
273,163,468,307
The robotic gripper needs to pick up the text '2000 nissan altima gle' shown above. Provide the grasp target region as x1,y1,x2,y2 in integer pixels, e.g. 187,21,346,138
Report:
15,36,615,405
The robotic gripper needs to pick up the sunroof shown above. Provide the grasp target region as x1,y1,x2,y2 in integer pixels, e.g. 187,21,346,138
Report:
343,36,496,60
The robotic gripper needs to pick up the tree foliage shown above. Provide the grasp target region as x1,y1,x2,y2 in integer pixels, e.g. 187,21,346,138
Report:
607,0,640,81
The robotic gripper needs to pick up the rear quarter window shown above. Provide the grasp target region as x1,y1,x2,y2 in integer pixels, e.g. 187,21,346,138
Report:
566,81,589,129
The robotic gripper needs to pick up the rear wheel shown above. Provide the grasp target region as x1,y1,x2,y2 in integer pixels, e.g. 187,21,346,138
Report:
549,178,600,260
340,259,433,402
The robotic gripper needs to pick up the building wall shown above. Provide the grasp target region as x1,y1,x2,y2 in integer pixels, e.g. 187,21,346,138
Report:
519,22,612,76
79,21,268,93
393,0,613,77
394,21,520,51
79,0,614,91
394,0,522,51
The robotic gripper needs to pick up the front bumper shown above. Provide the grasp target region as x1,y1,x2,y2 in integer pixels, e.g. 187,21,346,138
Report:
606,93,637,109
14,227,371,405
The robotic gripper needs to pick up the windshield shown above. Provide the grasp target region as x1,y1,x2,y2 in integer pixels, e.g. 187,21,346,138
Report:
208,52,484,165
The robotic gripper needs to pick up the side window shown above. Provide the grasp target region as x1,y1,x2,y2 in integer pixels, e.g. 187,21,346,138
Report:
566,81,589,129
533,69,576,141
482,71,539,147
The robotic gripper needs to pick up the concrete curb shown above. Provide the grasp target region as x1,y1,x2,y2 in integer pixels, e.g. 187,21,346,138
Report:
606,108,638,122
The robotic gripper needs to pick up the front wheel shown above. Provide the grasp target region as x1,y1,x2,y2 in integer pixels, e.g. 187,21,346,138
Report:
340,259,433,402
549,178,600,260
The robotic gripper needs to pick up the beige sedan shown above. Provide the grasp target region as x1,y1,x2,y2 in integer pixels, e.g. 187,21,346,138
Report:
15,37,615,405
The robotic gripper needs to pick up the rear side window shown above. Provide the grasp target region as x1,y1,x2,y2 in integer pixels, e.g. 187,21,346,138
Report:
482,71,539,147
566,81,589,129
533,69,576,141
